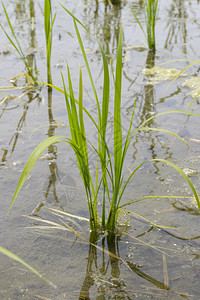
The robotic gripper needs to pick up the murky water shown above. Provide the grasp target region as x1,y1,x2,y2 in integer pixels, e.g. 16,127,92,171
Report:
1,0,200,299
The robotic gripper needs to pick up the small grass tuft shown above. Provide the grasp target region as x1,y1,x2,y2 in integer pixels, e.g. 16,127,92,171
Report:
0,3,38,85
131,0,158,51
44,0,57,84
9,7,200,237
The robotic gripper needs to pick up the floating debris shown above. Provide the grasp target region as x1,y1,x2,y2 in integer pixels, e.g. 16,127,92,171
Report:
182,167,198,177
54,63,63,69
142,66,187,85
84,48,99,55
182,77,200,98
123,45,147,52
124,50,131,62
0,72,39,106
40,153,56,160
10,72,36,87
25,47,37,56
0,95,15,105
0,49,10,55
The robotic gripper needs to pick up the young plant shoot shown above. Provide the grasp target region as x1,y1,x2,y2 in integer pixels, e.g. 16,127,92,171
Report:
10,7,200,237
0,3,38,85
44,0,57,84
131,0,158,51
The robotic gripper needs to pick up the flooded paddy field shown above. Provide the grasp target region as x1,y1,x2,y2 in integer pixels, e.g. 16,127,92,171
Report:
1,0,200,299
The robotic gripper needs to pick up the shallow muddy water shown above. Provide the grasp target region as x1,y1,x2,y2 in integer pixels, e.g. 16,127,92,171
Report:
1,0,200,299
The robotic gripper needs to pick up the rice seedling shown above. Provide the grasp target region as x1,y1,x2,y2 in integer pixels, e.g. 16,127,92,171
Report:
1,0,56,85
131,0,158,51
44,0,57,84
144,0,158,50
9,7,200,237
0,3,38,85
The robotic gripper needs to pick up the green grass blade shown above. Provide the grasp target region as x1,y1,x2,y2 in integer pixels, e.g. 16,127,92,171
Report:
130,7,146,39
122,209,174,229
66,65,81,144
1,3,37,84
44,0,52,45
158,59,200,95
58,6,113,213
114,24,123,186
40,81,99,132
9,136,69,211
144,0,158,50
78,66,87,156
131,110,200,143
0,21,21,57
101,46,109,141
106,24,123,231
58,2,90,33
119,158,200,212
120,195,193,208
121,99,136,174
153,159,200,211
2,3,24,59
59,4,111,133
100,49,110,226
61,68,96,228
44,0,57,83
61,73,76,144
188,94,198,111
73,20,101,123
140,127,191,151
0,246,56,288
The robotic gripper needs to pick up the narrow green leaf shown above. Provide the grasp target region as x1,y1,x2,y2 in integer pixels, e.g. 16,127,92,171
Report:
9,136,69,211
114,24,123,185
78,66,88,160
153,159,200,211
1,3,37,84
73,20,101,124
140,127,190,151
130,7,146,38
119,157,200,212
131,110,200,143
120,195,193,208
122,209,174,229
67,65,81,144
0,246,56,288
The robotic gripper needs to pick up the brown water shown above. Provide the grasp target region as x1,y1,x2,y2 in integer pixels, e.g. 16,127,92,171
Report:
1,0,200,299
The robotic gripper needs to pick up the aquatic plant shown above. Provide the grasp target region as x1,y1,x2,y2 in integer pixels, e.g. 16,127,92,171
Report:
0,0,56,85
131,0,158,51
44,0,57,84
10,8,200,236
144,0,158,50
0,3,38,85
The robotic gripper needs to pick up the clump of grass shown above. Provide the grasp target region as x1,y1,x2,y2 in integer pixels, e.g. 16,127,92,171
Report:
131,0,158,51
10,7,200,236
0,3,38,85
1,0,56,85
144,0,158,50
44,0,57,84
